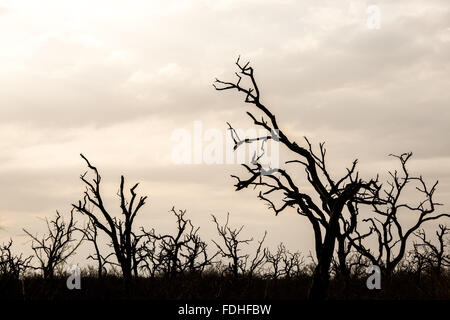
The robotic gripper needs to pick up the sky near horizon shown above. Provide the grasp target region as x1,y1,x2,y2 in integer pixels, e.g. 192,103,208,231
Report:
0,0,449,262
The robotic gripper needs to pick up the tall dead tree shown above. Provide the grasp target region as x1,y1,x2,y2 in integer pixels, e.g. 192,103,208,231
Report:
214,57,377,299
348,153,450,278
23,210,82,279
72,154,147,283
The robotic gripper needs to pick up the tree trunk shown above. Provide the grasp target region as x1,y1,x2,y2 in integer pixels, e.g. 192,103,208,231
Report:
308,211,340,300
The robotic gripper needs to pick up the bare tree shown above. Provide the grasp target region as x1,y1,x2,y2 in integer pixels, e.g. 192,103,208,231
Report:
76,220,114,278
348,153,450,278
23,210,83,279
265,243,285,279
136,231,164,278
141,207,216,278
282,248,304,279
413,224,449,277
265,243,304,279
0,239,33,279
180,227,216,275
72,154,147,283
244,231,267,278
214,57,377,299
152,208,193,277
211,213,267,278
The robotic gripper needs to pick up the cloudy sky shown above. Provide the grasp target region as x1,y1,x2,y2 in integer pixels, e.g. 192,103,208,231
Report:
1,0,449,261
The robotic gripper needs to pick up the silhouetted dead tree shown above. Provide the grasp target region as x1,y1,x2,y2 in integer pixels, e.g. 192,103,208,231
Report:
214,57,378,299
72,154,147,283
265,243,285,279
348,153,450,278
180,229,216,274
23,210,82,279
413,224,449,277
244,231,267,278
212,213,267,278
282,248,305,279
265,243,304,279
142,207,215,278
136,231,164,278
155,208,194,277
76,220,114,278
0,240,33,279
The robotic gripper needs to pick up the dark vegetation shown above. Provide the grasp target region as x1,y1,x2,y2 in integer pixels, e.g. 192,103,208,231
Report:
1,58,449,300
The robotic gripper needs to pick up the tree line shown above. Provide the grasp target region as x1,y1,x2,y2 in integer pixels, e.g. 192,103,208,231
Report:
1,58,449,300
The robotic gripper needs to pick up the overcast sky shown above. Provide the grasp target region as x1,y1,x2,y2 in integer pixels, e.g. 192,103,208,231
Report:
1,0,449,261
